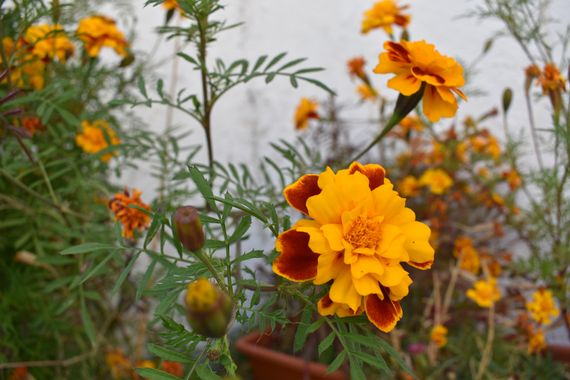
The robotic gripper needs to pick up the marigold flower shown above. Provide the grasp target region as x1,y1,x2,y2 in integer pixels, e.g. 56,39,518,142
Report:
525,64,541,79
106,350,132,380
294,97,319,130
398,175,420,197
75,120,120,162
453,237,480,275
418,168,453,195
374,40,466,122
0,38,47,90
430,324,448,348
538,63,566,94
526,288,560,325
466,278,501,308
109,188,151,239
21,117,45,136
357,84,377,102
8,367,28,380
185,278,234,338
163,0,181,10
361,0,410,35
273,162,435,332
398,115,423,135
77,16,129,57
347,57,366,80
527,328,546,354
502,169,521,190
161,361,184,377
23,24,74,62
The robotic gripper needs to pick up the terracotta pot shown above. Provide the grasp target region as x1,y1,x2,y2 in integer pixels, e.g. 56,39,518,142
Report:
235,331,347,380
547,344,570,363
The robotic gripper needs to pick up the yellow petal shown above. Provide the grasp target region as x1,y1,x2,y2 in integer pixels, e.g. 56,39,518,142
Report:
387,73,423,96
351,255,385,279
329,269,361,312
422,85,458,122
321,224,344,251
314,252,344,285
353,274,381,296
295,219,331,254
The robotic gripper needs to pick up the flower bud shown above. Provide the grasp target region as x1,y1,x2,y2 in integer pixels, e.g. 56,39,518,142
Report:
185,278,234,338
502,88,513,114
174,206,205,252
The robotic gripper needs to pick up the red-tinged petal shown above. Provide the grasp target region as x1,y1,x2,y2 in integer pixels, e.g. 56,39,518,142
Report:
283,174,321,215
452,87,468,101
365,294,403,333
408,260,433,269
317,294,336,316
348,162,385,190
273,229,318,282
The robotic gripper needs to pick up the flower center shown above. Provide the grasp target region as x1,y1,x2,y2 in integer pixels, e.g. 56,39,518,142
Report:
344,216,381,249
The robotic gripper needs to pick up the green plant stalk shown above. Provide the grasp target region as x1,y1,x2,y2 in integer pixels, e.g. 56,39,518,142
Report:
194,248,227,292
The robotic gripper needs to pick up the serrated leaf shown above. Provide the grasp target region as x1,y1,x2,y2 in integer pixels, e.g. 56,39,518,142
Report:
327,350,346,373
144,212,163,249
318,332,335,356
228,215,251,243
148,343,192,364
232,249,263,265
349,358,366,380
293,308,312,353
299,77,335,95
264,52,287,71
251,55,268,73
135,368,181,380
278,57,307,72
187,166,217,211
352,351,389,372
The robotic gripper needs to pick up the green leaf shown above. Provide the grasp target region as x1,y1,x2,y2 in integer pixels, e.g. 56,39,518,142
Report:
135,368,181,380
327,350,346,373
251,55,268,73
228,215,251,243
60,242,120,255
352,351,389,373
293,308,312,353
264,52,287,71
349,360,367,380
138,76,149,99
232,249,264,265
177,52,198,65
80,295,96,345
318,332,335,356
137,258,157,301
278,57,307,72
112,251,141,294
147,343,193,364
77,253,115,286
187,166,217,211
144,212,163,249
299,77,336,95
195,364,221,380
377,338,414,375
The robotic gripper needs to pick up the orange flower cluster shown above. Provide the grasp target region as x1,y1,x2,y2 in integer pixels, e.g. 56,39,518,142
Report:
294,97,320,130
76,16,129,57
361,0,410,36
109,189,151,239
105,350,184,379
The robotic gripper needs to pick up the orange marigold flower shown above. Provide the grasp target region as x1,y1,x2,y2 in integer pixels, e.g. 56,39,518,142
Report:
538,63,566,94
357,84,378,102
294,97,319,130
347,57,366,80
273,162,435,332
398,175,420,197
430,324,448,348
77,16,129,57
374,40,467,122
466,278,501,308
106,350,132,380
527,328,546,354
9,367,28,380
0,37,46,90
502,168,521,190
453,236,480,275
525,64,541,79
526,288,560,326
398,115,423,135
109,188,151,239
76,120,121,162
362,0,410,35
161,361,184,377
163,0,181,10
23,24,74,62
418,168,453,195
21,117,45,136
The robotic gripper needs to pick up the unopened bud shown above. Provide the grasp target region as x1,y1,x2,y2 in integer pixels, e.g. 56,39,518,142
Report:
185,278,234,338
174,206,204,252
502,88,513,114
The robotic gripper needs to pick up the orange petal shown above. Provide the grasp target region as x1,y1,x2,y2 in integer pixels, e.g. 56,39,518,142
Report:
422,85,458,122
283,174,321,215
365,294,403,333
387,73,422,96
317,293,336,316
348,162,385,190
273,229,319,282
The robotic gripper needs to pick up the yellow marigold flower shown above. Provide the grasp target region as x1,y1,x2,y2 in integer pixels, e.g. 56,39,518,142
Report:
347,57,367,80
502,168,521,190
399,115,423,134
470,133,501,160
77,16,128,57
106,350,131,380
294,97,319,130
163,0,181,10
538,63,566,94
357,84,378,102
75,120,120,162
23,24,74,62
478,167,491,179
526,289,560,325
430,324,448,348
453,236,480,274
527,328,546,354
418,168,453,195
361,0,410,35
109,188,151,239
455,141,468,162
374,40,467,122
273,162,435,332
1,37,45,90
466,278,501,308
398,175,420,197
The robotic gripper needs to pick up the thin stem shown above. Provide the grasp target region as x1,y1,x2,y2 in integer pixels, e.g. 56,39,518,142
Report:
197,16,214,181
524,89,545,170
475,304,495,380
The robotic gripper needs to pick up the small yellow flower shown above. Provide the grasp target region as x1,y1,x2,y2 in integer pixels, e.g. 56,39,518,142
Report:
527,328,546,354
398,116,423,134
109,188,151,239
347,57,366,80
419,168,453,195
105,350,131,380
357,84,378,102
294,98,319,130
374,40,466,122
76,120,120,162
398,175,420,197
454,243,480,275
466,278,501,308
76,16,128,57
430,324,448,348
526,289,560,326
23,24,74,62
273,162,435,332
502,169,521,190
361,0,411,35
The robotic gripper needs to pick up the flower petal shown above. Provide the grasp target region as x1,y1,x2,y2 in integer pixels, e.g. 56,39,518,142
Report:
422,85,458,122
330,268,361,312
295,219,332,254
351,255,385,279
314,252,344,285
348,162,386,190
388,274,413,301
387,73,423,96
283,174,321,215
353,274,382,296
321,224,344,251
365,294,403,332
377,261,408,287
273,229,318,282
402,221,435,269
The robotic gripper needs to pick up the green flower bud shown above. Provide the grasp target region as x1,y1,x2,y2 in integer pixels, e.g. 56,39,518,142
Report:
502,88,513,114
174,206,205,252
185,278,234,338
